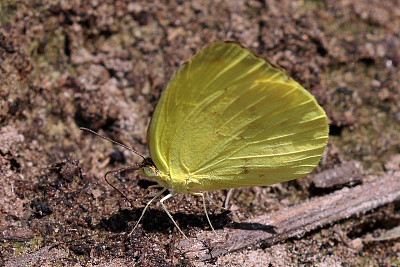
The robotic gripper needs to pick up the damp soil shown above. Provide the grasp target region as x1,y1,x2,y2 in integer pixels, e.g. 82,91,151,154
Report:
1,0,400,266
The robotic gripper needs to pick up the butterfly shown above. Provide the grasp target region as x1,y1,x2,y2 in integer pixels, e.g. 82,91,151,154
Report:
82,41,329,239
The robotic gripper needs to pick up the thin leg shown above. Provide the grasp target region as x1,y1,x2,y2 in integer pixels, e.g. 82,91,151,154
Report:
224,189,233,210
192,192,216,235
205,191,229,211
143,184,164,195
129,187,167,236
160,192,188,239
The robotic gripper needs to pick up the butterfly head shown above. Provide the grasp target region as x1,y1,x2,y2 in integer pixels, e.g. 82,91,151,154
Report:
139,157,158,178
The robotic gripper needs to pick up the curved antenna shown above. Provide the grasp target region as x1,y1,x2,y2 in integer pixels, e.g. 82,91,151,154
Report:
80,127,145,160
104,166,140,207
81,127,144,206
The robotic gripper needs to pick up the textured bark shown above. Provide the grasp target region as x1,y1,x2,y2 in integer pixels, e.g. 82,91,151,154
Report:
312,161,364,188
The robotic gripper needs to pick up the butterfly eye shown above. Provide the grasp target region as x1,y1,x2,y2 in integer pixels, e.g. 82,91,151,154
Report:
141,166,157,178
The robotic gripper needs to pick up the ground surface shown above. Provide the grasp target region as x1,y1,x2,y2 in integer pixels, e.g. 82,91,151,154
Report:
1,0,400,266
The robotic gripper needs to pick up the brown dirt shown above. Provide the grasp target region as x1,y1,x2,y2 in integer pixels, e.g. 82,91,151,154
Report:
1,0,400,266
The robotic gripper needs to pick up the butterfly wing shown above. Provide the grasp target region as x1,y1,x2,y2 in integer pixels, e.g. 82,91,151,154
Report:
148,42,329,192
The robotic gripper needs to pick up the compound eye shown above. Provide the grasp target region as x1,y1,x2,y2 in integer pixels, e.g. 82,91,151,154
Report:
141,166,156,178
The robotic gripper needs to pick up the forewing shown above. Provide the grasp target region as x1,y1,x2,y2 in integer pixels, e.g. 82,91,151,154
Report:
148,42,328,191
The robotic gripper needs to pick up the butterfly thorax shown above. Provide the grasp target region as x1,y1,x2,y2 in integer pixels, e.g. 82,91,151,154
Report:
139,157,201,193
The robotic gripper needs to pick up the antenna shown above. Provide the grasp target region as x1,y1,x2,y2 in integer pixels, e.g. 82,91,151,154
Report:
80,127,145,160
104,166,139,207
80,127,144,207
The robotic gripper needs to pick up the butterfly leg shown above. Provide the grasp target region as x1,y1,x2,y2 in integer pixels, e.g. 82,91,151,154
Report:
129,187,167,236
205,191,229,211
143,184,164,195
192,192,216,235
224,189,233,209
159,192,189,239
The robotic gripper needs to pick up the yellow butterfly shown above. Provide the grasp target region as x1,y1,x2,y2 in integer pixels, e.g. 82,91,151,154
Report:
82,42,329,238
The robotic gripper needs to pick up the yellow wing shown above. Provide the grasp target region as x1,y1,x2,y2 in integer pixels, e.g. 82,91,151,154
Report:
147,42,329,192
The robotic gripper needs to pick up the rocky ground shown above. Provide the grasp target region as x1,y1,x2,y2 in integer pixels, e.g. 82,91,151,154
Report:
1,0,400,266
